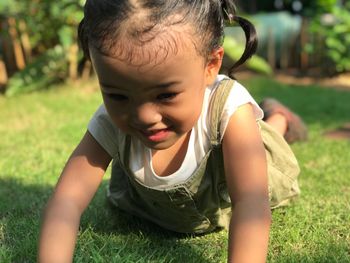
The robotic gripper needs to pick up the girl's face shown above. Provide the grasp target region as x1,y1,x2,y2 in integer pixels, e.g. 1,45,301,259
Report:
90,38,223,151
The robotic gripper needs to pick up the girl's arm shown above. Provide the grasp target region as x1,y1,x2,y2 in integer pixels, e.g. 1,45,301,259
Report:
38,131,112,263
222,103,271,263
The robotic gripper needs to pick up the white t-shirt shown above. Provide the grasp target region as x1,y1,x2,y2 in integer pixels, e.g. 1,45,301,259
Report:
88,75,263,189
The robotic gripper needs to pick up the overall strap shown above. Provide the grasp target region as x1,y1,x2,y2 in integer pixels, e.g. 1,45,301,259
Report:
209,78,235,146
123,135,132,170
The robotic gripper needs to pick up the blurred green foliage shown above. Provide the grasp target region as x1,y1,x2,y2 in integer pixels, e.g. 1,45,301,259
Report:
0,0,84,51
308,2,350,73
306,0,338,14
238,0,338,15
5,46,67,97
1,0,84,96
310,0,339,13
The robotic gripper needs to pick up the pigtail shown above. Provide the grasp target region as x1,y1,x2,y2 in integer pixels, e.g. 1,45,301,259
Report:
220,0,258,77
230,16,258,73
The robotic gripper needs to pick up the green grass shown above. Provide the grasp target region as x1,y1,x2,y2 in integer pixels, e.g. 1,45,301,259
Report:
1,77,350,262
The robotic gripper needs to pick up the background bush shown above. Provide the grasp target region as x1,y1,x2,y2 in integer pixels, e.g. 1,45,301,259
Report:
1,0,84,96
308,2,350,73
0,0,84,53
237,0,338,15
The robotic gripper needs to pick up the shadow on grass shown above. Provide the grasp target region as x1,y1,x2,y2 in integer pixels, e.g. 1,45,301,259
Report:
1,176,349,262
0,178,216,263
78,180,218,263
0,177,53,262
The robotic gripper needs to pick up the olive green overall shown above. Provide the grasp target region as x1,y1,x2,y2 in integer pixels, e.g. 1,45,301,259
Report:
108,79,300,234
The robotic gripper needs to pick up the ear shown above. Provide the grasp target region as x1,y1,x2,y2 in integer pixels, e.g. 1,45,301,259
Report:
205,47,224,86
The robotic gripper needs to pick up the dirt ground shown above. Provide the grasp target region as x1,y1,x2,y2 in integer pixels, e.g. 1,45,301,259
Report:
274,72,350,91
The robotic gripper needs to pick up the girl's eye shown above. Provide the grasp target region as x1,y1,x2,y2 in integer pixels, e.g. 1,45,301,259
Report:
107,93,128,101
157,93,177,101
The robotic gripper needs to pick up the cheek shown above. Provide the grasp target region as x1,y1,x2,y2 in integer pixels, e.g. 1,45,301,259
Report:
170,95,204,131
111,113,128,130
102,98,129,131
110,116,131,135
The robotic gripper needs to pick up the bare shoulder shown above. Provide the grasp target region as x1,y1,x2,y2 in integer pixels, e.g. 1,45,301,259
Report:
222,103,268,203
223,103,263,145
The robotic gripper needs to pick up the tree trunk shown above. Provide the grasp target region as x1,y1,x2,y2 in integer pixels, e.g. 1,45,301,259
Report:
68,43,78,80
8,17,26,70
18,19,32,62
0,56,8,86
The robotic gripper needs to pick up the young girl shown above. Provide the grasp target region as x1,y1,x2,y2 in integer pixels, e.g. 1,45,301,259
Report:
39,1,304,262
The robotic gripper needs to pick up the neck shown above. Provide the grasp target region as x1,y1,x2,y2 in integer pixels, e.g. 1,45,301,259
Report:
151,131,191,176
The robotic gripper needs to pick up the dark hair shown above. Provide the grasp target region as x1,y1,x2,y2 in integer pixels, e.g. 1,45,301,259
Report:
78,0,257,77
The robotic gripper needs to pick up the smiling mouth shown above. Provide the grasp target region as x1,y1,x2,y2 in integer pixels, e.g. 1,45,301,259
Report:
141,128,171,142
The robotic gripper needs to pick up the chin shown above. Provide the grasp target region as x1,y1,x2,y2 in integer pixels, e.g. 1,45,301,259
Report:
141,138,177,151
145,142,173,150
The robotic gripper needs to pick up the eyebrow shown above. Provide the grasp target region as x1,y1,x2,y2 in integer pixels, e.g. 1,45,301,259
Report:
100,81,180,91
154,81,180,88
99,83,122,93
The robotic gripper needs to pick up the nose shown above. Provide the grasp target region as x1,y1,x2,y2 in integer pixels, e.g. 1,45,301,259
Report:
130,103,162,128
